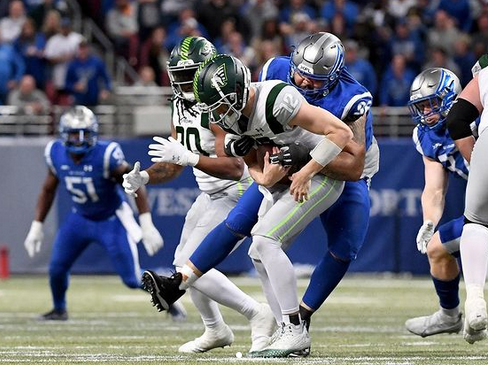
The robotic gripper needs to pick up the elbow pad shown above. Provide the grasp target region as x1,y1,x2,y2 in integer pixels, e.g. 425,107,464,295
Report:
447,98,480,140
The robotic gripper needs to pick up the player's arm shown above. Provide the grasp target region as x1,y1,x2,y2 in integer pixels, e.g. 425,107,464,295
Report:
447,76,482,162
421,156,449,227
245,146,289,188
24,169,59,258
320,114,367,181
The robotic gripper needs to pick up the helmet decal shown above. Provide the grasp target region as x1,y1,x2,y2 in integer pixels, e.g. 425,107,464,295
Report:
211,63,228,89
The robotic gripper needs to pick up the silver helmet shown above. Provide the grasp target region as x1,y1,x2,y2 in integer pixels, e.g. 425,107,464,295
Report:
408,67,461,129
289,32,345,101
59,106,98,154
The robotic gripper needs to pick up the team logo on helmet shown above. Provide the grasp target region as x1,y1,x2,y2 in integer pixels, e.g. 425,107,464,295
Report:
211,63,228,89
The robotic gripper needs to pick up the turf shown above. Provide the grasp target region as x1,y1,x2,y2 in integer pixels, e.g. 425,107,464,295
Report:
0,275,487,364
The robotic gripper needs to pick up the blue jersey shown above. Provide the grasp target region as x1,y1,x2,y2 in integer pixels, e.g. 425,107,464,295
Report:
413,125,470,180
45,140,127,220
259,56,374,150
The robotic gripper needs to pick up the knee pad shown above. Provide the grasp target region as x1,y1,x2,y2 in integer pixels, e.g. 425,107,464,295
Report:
248,236,279,261
225,210,259,237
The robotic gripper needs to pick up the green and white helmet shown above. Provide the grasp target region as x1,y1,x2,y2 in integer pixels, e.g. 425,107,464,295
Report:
193,54,251,128
167,36,217,102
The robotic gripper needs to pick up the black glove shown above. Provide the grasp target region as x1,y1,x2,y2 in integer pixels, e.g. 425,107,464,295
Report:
224,135,255,157
270,142,311,174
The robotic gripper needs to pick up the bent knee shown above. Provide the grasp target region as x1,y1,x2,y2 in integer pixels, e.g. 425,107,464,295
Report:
427,238,452,262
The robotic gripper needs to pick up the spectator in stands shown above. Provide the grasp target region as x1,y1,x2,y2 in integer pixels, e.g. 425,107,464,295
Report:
344,40,377,98
379,54,416,107
65,40,112,106
427,10,461,57
280,0,316,26
242,0,278,41
320,0,359,33
220,31,256,72
41,9,61,40
134,65,156,87
423,47,461,80
387,0,416,20
137,0,163,43
14,18,47,89
252,39,279,80
390,18,424,72
105,0,139,66
0,29,25,104
255,17,287,55
453,34,476,86
7,74,50,114
29,0,64,30
471,12,488,58
438,0,472,33
282,12,317,50
44,17,83,104
165,8,207,51
0,0,26,43
139,26,168,86
214,18,237,52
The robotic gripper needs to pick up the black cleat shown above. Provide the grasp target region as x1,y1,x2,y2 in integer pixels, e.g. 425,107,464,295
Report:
38,309,68,321
142,270,186,312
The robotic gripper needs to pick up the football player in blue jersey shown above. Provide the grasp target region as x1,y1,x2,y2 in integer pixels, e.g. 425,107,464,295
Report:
23,106,185,321
140,32,378,347
404,68,472,338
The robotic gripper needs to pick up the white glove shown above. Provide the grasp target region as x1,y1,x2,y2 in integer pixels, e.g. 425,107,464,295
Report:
139,212,164,256
416,220,435,254
123,161,149,197
148,136,200,166
24,221,44,258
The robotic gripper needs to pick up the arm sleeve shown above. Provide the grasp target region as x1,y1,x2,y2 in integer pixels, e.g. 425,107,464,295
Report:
447,98,480,140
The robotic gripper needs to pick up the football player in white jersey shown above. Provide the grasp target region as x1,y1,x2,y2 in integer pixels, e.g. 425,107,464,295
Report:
122,37,275,353
187,54,351,357
446,57,488,344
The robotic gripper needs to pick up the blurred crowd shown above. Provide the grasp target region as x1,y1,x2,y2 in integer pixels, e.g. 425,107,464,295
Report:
1,0,488,112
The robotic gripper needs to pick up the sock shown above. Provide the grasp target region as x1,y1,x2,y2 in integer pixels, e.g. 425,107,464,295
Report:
189,222,241,274
179,265,197,290
252,236,299,319
50,272,69,312
252,258,282,324
299,305,313,322
284,313,300,326
432,274,460,312
191,268,259,320
461,223,488,287
189,287,225,329
301,251,350,311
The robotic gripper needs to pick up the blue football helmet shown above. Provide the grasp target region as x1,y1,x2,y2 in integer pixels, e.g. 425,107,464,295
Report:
59,106,98,154
408,68,461,130
289,32,345,102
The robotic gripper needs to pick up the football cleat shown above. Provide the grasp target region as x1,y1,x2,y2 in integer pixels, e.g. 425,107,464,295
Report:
464,296,488,344
168,300,187,322
178,323,234,353
38,309,68,321
249,303,276,352
142,270,186,311
248,322,311,358
405,309,462,337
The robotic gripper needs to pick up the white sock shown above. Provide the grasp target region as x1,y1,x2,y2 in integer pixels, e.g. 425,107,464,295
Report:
461,223,488,289
252,236,299,321
191,268,259,320
252,258,282,324
188,287,224,329
179,264,198,290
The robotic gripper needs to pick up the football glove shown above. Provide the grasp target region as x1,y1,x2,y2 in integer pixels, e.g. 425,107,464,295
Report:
123,161,149,197
148,136,199,166
416,220,434,254
224,134,255,157
270,142,311,174
139,212,164,256
24,221,43,258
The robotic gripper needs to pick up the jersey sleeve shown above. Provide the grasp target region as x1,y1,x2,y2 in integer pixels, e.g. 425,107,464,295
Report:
341,92,373,122
104,142,127,178
44,140,57,175
258,57,277,82
270,84,304,130
412,126,425,156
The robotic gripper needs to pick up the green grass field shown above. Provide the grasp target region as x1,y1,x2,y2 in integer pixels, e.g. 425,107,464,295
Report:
1,274,487,365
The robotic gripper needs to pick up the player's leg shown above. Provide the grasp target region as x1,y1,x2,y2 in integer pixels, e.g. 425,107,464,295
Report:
41,213,91,320
300,180,370,329
405,217,463,336
248,176,344,357
461,133,488,343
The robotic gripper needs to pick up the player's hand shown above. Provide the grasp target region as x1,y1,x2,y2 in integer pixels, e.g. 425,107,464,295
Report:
148,136,199,166
270,142,311,173
122,162,149,198
416,220,434,254
260,149,289,187
24,221,44,258
139,212,164,256
224,134,254,157
289,169,313,203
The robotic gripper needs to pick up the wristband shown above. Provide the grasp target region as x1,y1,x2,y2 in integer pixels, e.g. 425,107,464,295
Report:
187,152,200,167
310,138,342,167
140,170,150,185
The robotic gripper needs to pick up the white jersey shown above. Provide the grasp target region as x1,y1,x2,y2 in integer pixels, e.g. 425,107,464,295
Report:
224,80,323,150
478,67,488,136
171,99,250,195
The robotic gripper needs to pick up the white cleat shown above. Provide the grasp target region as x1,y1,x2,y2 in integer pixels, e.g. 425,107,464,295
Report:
464,297,488,344
178,323,234,353
405,309,462,337
249,303,276,352
249,322,311,358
